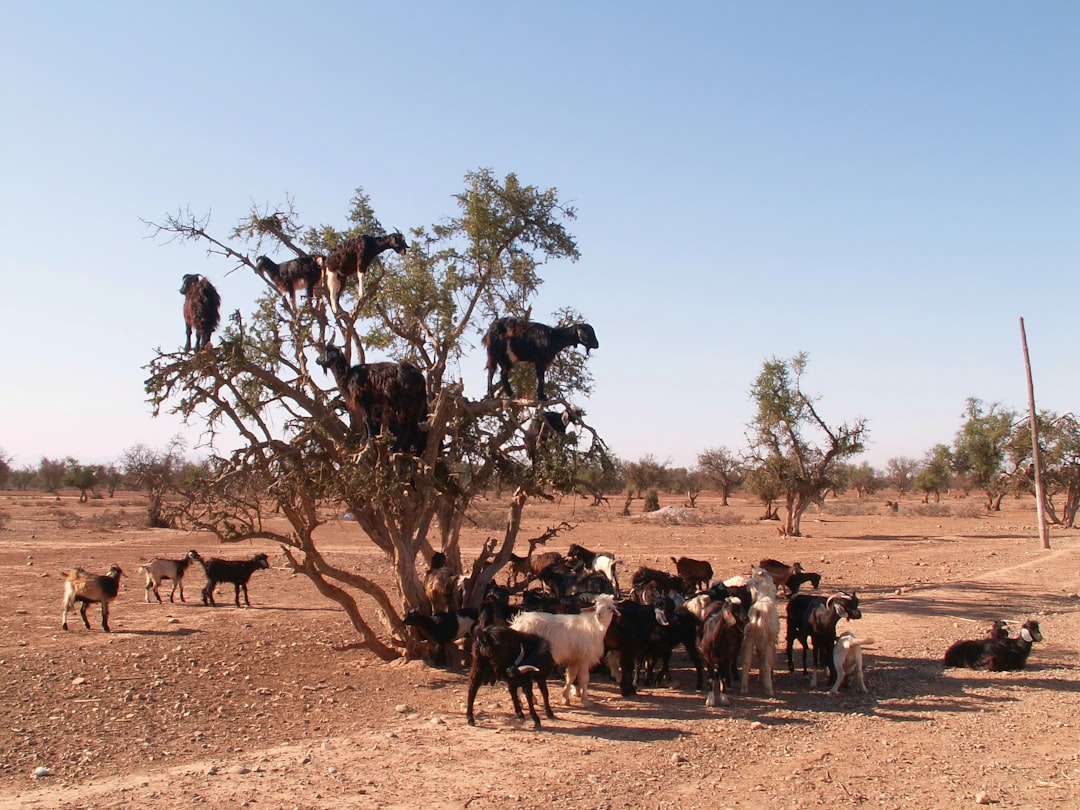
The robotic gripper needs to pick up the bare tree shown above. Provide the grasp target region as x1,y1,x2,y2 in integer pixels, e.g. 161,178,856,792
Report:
696,447,744,506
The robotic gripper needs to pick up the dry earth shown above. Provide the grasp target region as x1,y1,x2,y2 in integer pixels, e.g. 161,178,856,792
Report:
0,489,1078,810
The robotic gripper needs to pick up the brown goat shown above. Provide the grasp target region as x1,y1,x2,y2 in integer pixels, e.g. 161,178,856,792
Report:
322,231,407,316
483,317,599,401
180,274,221,352
254,255,323,307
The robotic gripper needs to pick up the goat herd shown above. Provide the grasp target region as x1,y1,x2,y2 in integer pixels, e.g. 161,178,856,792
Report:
399,543,1047,729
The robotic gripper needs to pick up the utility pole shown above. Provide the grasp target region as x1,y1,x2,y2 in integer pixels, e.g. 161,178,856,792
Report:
1019,317,1050,550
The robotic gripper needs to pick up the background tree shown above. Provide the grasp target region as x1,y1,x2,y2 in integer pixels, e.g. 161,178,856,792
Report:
743,457,784,521
122,440,189,528
63,458,102,503
884,457,918,494
952,397,1017,511
696,446,744,506
747,353,867,537
101,464,123,497
912,444,952,503
622,455,670,498
10,467,35,491
0,449,11,490
1007,411,1080,527
145,170,602,660
37,457,66,495
843,461,880,498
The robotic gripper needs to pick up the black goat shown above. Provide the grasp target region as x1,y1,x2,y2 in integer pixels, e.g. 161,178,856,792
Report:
565,543,618,595
641,602,705,690
403,608,479,666
180,273,221,352
254,255,323,307
629,565,684,603
466,625,556,728
201,553,270,607
322,231,408,316
316,343,428,454
701,596,749,707
537,562,614,600
483,317,599,401
61,564,123,632
944,619,1043,671
787,570,822,594
524,407,583,462
671,556,713,594
603,598,673,697
786,591,862,688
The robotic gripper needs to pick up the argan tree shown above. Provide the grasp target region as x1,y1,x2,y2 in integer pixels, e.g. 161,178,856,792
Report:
912,444,953,503
696,446,744,506
144,169,605,660
63,458,101,503
952,397,1017,511
747,353,867,537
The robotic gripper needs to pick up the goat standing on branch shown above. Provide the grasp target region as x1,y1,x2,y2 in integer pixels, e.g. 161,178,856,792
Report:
315,342,429,454
483,317,598,401
322,231,408,316
180,273,221,352
254,254,324,308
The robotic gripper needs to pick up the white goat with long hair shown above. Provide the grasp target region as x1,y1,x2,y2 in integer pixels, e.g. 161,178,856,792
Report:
739,567,780,698
509,594,620,707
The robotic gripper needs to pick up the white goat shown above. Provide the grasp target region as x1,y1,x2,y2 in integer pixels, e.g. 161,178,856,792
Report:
138,549,203,603
828,632,871,694
509,593,620,707
739,568,780,698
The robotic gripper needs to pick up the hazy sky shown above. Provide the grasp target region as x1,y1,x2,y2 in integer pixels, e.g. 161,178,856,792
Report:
1,2,1076,471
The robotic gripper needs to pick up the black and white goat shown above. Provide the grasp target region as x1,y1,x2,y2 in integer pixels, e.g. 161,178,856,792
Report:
466,624,556,728
322,231,408,316
138,549,203,603
61,564,123,632
254,255,323,308
565,543,618,596
316,343,428,454
180,273,221,352
944,619,1043,671
786,591,862,689
200,553,270,607
701,595,749,707
483,317,599,401
524,407,583,462
403,608,478,667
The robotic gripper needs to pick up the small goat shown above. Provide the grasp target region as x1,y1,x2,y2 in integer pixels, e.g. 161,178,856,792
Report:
483,317,599,401
701,596,749,707
510,593,620,706
671,556,713,594
254,255,323,308
139,549,203,603
180,273,221,352
786,591,862,689
61,564,123,632
322,231,408,316
466,624,556,728
200,553,270,607
828,632,871,694
316,343,428,454
786,570,822,594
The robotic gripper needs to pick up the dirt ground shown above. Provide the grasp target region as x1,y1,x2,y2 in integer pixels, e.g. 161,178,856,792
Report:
0,489,1077,810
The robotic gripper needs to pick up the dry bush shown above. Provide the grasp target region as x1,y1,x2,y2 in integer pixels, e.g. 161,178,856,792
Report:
823,501,879,517
53,509,81,529
952,504,984,519
911,503,952,518
85,509,135,531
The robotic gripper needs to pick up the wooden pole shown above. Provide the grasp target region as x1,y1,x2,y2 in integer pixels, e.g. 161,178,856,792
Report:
1019,317,1050,550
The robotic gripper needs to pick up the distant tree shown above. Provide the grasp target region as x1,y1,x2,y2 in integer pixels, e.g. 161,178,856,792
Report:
122,439,188,528
884,457,918,494
844,462,880,498
1007,411,1080,527
37,457,66,494
952,398,1018,511
101,464,123,497
10,467,35,491
0,449,11,490
622,455,669,497
63,458,102,503
696,447,744,506
743,458,783,521
747,353,867,537
913,444,952,503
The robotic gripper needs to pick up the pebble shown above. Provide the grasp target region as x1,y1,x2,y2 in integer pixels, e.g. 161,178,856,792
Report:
32,766,52,779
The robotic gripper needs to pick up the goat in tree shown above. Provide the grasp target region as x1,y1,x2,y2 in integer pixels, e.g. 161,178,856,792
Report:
180,274,221,352
524,406,584,462
483,317,599,401
315,342,428,454
322,231,408,316
254,254,323,308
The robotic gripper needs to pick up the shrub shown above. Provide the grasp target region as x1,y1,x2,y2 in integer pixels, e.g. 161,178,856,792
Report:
643,489,660,512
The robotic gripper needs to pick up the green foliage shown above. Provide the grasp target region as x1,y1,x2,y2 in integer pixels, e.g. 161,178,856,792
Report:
623,455,669,497
37,457,66,494
0,449,10,490
884,457,918,493
952,397,1018,510
913,444,952,503
63,458,102,503
697,446,744,505
843,462,880,497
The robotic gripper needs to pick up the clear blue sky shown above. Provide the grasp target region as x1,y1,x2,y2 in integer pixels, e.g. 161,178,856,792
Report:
1,2,1077,471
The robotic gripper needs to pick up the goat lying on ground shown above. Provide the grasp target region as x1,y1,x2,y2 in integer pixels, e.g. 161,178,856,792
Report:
180,273,221,352
483,317,599,401
322,231,408,316
404,608,478,667
786,591,862,689
944,619,1043,671
62,564,123,632
316,343,428,454
466,625,556,728
201,553,270,607
254,254,323,308
510,593,620,706
828,632,871,694
139,550,203,603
